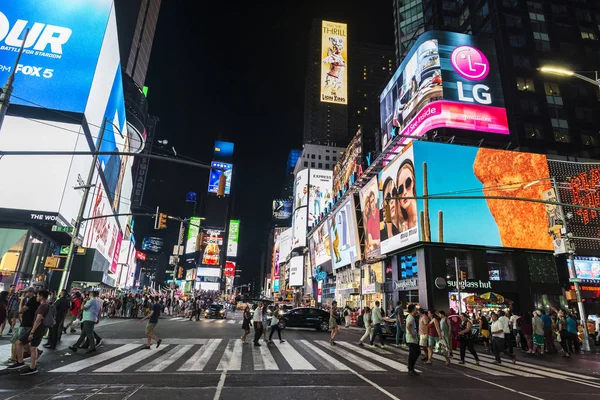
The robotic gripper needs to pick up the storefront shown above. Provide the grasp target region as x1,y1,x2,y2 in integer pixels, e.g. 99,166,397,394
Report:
361,262,384,309
335,265,360,308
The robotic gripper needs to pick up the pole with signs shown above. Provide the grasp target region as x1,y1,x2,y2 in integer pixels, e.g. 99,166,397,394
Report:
454,257,461,314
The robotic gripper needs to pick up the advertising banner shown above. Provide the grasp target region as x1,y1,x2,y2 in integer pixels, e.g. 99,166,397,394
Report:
201,228,224,266
380,31,508,151
142,236,163,253
197,267,221,278
271,227,286,287
308,217,332,270
279,228,293,261
0,0,113,113
412,141,553,250
568,256,600,283
333,129,362,195
224,261,236,277
185,268,197,281
320,20,347,104
185,217,202,254
308,169,333,227
214,141,234,159
547,161,600,253
208,162,233,195
292,169,309,248
272,199,293,221
227,219,240,257
330,197,361,269
378,145,419,254
359,176,381,260
289,255,304,287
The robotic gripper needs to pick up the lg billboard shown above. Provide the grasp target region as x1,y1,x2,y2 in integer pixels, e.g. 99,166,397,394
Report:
380,31,508,151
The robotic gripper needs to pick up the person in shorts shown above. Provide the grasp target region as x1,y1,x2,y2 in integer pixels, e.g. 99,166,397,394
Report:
418,308,429,359
6,287,37,364
8,290,51,375
141,296,162,349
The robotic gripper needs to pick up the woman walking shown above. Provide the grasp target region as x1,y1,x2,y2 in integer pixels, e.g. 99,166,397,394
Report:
426,310,449,365
457,313,480,365
358,306,372,346
557,310,572,357
268,304,285,344
241,305,251,344
329,301,340,345
519,312,534,353
438,311,452,358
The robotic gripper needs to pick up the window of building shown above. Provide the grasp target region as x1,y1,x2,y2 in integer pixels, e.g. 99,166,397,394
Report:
445,249,475,281
486,251,516,281
548,104,567,121
543,82,560,96
550,4,567,14
526,1,544,13
333,157,337,161
553,128,571,143
503,0,517,8
524,123,543,139
311,162,315,168
303,161,308,167
581,133,597,147
516,77,534,91
520,99,539,114
325,149,330,153
311,154,315,159
325,163,330,169
512,55,530,68
318,155,321,160
505,15,522,28
318,163,323,168
509,34,526,47
581,29,599,40
576,8,592,22
575,107,595,123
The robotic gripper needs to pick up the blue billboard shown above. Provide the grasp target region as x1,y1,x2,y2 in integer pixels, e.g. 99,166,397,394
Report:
214,141,234,159
0,0,113,113
208,161,232,195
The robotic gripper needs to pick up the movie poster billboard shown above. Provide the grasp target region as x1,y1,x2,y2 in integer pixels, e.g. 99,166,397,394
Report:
320,20,347,105
200,228,224,266
412,141,553,250
330,197,361,269
380,31,508,152
378,145,419,254
359,176,381,260
333,129,362,195
272,199,293,221
308,169,333,227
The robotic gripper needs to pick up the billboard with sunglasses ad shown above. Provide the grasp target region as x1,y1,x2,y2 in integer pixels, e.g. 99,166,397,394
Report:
330,197,361,269
359,176,382,260
380,31,508,152
412,141,553,250
308,217,332,269
378,145,419,254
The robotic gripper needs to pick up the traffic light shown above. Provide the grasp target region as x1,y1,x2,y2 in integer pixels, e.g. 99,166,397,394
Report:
217,173,226,197
460,270,467,281
156,213,167,229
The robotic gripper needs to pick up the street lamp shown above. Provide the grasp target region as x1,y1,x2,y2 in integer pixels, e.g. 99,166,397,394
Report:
538,66,600,88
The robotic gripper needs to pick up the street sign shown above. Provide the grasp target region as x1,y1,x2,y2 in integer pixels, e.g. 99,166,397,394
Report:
44,256,61,269
59,246,86,256
60,245,69,255
569,277,581,283
52,225,74,233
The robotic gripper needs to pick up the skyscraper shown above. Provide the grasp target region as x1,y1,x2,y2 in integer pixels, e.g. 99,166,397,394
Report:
392,0,600,158
114,0,162,87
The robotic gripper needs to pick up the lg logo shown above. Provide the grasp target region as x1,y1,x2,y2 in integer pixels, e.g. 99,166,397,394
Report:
451,45,492,105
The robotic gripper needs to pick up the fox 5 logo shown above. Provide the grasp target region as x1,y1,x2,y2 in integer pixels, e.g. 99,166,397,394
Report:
0,63,53,78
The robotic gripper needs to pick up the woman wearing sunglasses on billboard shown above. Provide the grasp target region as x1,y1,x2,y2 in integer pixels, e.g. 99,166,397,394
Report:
396,159,418,231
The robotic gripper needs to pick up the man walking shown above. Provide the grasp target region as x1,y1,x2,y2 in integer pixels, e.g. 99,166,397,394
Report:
370,301,386,348
405,304,420,376
141,296,162,349
491,313,516,364
393,301,404,347
45,289,69,349
252,302,263,347
7,288,37,364
5,285,20,335
69,291,101,354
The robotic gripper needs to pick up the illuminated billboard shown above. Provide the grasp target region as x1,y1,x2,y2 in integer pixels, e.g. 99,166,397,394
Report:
412,141,553,250
227,219,240,257
320,20,347,105
330,197,361,269
292,170,309,248
279,228,293,261
201,228,224,266
197,267,221,278
308,169,333,227
359,176,381,260
333,129,362,195
308,217,332,269
185,217,202,254
380,31,508,151
0,0,113,113
289,255,304,287
142,237,163,253
568,257,600,283
378,145,419,254
214,141,234,159
208,162,233,195
272,199,293,221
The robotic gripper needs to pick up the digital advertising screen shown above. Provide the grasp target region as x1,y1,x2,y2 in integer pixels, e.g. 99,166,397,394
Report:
207,162,233,195
308,169,333,227
380,31,508,152
279,228,293,261
200,228,224,266
292,169,309,248
214,141,234,159
333,129,362,195
568,257,600,283
185,216,202,254
378,144,419,254
272,199,293,221
197,267,221,278
320,20,347,105
308,217,332,270
289,255,304,287
0,0,114,113
359,176,381,260
227,219,240,257
330,197,361,269
142,236,164,253
412,141,553,250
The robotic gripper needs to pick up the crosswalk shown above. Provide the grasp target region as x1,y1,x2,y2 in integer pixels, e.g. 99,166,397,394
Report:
168,317,241,324
2,337,599,384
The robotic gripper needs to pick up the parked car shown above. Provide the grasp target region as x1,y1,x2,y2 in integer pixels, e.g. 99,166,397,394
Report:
205,304,227,319
278,307,330,331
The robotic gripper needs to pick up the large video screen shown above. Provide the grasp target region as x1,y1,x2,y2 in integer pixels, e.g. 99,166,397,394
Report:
308,169,333,227
333,129,362,195
380,31,508,151
185,216,202,254
200,228,224,266
308,217,332,270
289,255,304,287
330,197,361,269
359,176,381,260
568,257,600,282
208,162,233,195
412,141,553,250
0,0,113,113
320,20,347,105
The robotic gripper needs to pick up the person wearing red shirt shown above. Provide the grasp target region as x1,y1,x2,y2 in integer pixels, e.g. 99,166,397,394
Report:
64,292,82,333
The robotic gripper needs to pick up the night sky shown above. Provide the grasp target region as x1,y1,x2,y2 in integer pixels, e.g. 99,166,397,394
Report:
139,1,394,285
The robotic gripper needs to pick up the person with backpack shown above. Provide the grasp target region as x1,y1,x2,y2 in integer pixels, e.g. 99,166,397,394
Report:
8,290,53,375
44,289,69,349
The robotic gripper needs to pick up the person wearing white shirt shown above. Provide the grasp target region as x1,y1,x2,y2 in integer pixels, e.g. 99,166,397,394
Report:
252,302,263,347
490,313,516,364
498,311,513,355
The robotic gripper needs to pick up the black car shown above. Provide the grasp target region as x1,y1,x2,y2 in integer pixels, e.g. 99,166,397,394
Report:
204,304,227,319
279,307,330,331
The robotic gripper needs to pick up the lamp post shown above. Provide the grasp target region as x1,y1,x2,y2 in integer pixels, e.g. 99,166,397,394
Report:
538,66,600,89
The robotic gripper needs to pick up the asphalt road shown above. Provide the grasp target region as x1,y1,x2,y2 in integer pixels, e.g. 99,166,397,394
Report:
1,311,599,400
